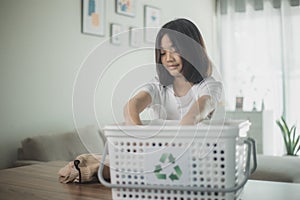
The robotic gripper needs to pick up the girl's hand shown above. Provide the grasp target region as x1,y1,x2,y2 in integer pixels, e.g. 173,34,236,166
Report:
123,91,152,125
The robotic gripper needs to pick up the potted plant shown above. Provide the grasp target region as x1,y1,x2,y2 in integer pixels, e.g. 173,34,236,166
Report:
276,116,300,156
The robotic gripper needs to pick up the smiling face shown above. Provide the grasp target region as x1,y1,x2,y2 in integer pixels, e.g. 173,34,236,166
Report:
160,34,183,78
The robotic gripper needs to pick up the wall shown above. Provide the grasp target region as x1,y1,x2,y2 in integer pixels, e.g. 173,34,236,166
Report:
0,0,215,169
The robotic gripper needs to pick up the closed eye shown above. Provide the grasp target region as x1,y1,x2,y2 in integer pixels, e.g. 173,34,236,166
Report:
160,48,178,56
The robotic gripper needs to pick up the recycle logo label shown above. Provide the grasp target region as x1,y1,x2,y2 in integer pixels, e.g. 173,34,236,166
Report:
154,153,183,181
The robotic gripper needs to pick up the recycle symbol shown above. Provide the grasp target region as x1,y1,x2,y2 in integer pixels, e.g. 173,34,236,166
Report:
154,153,183,181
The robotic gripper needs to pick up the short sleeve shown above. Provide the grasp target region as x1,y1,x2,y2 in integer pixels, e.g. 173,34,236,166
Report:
135,77,162,106
195,77,223,105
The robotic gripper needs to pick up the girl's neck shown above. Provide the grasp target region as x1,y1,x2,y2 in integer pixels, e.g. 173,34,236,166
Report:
173,76,193,97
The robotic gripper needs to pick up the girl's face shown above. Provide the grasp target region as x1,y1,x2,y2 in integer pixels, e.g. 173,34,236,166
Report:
160,34,183,77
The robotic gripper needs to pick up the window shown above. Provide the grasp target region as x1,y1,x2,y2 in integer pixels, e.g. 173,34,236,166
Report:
217,0,300,155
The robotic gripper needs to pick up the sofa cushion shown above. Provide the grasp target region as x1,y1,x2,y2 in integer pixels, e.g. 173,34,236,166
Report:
19,125,105,162
250,155,300,183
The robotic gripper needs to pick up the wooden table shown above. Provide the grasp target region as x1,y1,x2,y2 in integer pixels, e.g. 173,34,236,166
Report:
0,161,111,200
1,161,300,200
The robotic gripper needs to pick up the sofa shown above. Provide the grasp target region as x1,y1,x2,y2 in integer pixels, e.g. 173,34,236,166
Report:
15,127,300,183
15,125,106,167
250,154,300,183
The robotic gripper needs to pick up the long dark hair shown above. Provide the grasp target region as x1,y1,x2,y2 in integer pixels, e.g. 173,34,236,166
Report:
155,18,212,86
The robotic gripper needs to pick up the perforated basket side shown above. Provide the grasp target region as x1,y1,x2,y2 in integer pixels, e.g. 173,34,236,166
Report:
106,134,244,200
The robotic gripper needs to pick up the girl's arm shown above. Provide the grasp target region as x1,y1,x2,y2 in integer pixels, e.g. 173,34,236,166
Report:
123,91,152,125
179,95,215,125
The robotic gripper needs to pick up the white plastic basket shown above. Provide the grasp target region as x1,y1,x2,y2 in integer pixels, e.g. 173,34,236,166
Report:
98,120,257,200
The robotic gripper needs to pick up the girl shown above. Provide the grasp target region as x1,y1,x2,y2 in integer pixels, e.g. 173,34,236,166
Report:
124,18,222,125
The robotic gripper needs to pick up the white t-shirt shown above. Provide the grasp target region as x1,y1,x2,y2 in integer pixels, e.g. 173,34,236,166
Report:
138,76,223,120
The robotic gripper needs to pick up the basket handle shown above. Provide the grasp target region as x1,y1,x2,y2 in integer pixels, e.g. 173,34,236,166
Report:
247,137,257,174
98,138,257,193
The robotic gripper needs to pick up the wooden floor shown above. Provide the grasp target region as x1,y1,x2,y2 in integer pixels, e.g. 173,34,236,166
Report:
0,161,112,200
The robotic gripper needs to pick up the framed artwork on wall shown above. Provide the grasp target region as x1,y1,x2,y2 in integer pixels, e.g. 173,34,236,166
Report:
116,0,136,17
129,27,140,47
82,0,105,36
235,96,244,111
110,23,122,45
144,5,161,43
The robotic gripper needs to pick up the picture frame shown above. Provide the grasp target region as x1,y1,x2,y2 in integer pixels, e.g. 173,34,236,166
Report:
235,96,244,111
82,0,105,36
129,27,140,47
115,0,136,17
144,5,161,43
110,23,122,45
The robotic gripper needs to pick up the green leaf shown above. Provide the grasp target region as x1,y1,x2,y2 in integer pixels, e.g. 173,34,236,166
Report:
276,119,290,154
280,116,289,134
294,135,300,155
281,116,292,154
290,126,296,153
276,119,286,138
291,126,296,143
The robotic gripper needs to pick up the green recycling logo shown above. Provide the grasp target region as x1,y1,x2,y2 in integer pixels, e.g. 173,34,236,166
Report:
154,153,183,181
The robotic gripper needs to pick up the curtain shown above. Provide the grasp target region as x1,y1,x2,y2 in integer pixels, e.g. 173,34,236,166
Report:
216,0,300,155
283,1,300,132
